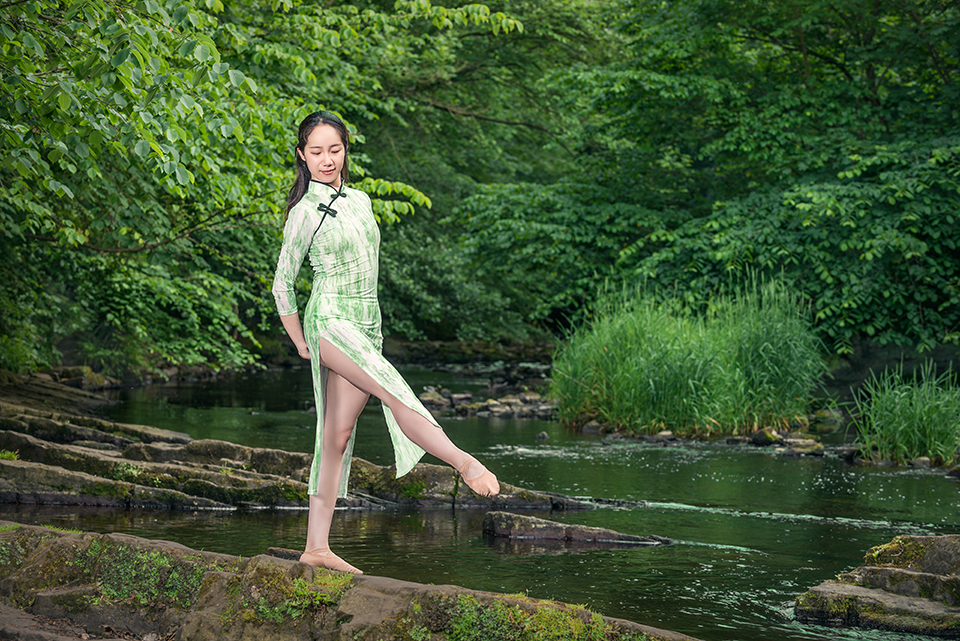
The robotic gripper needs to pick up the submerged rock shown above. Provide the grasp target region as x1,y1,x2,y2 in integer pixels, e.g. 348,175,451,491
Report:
0,521,700,641
483,511,672,551
795,534,960,636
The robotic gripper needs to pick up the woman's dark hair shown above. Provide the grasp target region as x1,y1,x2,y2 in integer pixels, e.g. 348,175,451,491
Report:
285,111,350,219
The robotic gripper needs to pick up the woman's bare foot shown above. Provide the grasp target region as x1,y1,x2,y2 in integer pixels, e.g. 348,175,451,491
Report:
459,457,500,497
300,548,363,574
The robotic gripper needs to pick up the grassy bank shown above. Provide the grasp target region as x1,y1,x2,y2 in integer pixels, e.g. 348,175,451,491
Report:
551,279,826,437
853,361,960,465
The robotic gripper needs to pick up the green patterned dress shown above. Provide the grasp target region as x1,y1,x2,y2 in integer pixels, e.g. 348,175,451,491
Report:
272,180,438,497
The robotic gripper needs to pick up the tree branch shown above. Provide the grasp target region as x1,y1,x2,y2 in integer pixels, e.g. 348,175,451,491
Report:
419,98,556,134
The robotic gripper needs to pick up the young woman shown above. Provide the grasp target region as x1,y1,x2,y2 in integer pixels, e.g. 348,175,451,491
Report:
272,111,499,575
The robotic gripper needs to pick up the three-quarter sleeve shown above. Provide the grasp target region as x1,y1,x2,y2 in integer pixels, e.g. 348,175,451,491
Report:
272,202,320,316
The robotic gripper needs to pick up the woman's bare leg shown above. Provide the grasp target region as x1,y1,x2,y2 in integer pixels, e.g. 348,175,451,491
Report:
313,337,498,496
301,371,369,573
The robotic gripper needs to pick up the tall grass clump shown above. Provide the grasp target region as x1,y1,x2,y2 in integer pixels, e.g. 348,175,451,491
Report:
853,361,960,465
550,278,826,436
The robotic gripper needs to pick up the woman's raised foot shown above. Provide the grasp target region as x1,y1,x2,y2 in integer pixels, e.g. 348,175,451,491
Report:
459,457,500,497
300,548,363,574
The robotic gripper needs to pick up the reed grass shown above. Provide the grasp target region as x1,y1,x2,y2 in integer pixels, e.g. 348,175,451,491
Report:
550,278,826,437
853,361,960,465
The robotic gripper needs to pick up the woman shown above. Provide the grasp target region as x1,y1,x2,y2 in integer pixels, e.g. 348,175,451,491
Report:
272,111,499,575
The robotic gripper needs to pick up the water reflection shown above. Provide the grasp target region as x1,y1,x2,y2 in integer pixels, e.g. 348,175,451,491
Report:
4,366,956,641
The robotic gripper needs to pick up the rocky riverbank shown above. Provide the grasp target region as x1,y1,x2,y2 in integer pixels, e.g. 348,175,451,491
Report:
0,373,604,511
0,521,700,641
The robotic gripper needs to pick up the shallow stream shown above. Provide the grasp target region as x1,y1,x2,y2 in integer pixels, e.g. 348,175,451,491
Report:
2,366,958,641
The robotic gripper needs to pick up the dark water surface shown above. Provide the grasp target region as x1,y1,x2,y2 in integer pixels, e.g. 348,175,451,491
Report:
3,367,957,641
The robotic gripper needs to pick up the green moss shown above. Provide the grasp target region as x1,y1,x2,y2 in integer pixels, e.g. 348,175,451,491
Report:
401,481,426,500
280,482,309,503
0,523,22,533
514,490,539,503
391,593,653,641
40,525,82,534
0,537,28,571
218,559,353,627
66,541,208,609
82,482,131,500
0,449,18,460
866,536,929,569
112,462,145,483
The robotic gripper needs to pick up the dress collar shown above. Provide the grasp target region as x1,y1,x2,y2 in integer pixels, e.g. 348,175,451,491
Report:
309,179,345,196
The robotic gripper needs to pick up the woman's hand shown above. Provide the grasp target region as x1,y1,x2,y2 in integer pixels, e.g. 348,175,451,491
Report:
279,314,311,361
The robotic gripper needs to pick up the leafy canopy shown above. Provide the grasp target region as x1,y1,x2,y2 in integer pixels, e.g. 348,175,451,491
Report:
0,0,521,374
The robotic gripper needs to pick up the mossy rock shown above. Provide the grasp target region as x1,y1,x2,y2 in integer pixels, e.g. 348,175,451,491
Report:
0,521,698,641
797,535,960,636
866,535,960,575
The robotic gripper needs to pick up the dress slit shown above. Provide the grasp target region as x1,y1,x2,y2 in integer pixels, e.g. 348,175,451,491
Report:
305,322,436,497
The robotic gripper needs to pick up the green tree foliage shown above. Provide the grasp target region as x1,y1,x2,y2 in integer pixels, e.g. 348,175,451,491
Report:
598,0,960,351
361,0,606,210
378,225,529,341
0,0,521,374
450,181,662,328
453,0,960,351
365,0,624,333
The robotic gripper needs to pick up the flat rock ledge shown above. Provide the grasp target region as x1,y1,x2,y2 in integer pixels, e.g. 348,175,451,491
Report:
795,534,960,637
0,521,700,641
482,511,672,553
0,374,609,511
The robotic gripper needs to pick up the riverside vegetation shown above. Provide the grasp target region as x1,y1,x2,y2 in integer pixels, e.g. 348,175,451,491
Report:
551,279,827,437
551,278,960,465
852,361,960,466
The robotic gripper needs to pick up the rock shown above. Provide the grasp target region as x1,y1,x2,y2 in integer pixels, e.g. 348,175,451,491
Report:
795,581,960,632
482,399,513,418
835,445,861,463
449,392,473,406
417,390,451,409
0,521,700,641
498,394,523,406
910,456,932,468
518,390,542,403
71,440,117,451
482,511,672,548
808,408,844,434
534,431,549,441
411,386,556,420
582,420,604,435
795,535,960,636
750,427,783,446
783,438,824,456
0,458,230,510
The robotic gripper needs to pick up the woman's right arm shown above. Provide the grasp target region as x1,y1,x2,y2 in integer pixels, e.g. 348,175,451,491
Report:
279,313,311,360
272,205,318,360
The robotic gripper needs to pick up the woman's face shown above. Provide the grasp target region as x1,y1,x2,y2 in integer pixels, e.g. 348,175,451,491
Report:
298,124,345,189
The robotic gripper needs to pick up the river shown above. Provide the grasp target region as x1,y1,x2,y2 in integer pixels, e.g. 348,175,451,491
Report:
1,366,956,641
